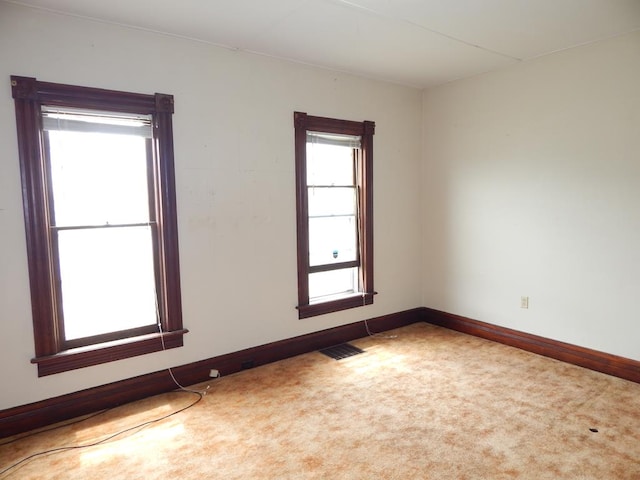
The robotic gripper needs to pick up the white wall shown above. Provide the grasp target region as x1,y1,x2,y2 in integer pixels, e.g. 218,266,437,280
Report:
422,31,640,360
0,3,423,410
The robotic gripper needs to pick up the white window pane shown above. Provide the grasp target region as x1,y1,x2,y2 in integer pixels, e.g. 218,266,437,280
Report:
309,216,357,266
48,130,150,226
309,268,359,299
308,187,356,217
58,226,157,340
306,142,354,186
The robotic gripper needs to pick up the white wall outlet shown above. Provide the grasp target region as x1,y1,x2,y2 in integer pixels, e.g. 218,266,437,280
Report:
520,296,529,309
209,369,220,378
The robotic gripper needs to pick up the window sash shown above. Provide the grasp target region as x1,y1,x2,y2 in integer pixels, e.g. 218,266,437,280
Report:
45,129,153,228
54,225,159,347
42,121,163,350
306,148,360,277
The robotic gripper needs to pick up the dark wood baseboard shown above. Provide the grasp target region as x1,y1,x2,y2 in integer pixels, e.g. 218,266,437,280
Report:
5,306,636,440
0,308,422,439
423,307,640,384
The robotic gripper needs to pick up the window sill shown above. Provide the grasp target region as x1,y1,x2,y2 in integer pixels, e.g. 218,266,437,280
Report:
297,292,375,319
31,329,188,377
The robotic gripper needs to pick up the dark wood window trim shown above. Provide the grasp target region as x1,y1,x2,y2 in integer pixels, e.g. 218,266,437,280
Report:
10,76,186,376
294,112,375,319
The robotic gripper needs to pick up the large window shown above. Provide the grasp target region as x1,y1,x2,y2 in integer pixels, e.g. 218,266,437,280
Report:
11,76,185,376
294,112,375,318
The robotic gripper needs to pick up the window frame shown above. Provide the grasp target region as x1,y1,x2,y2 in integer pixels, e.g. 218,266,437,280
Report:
11,76,186,376
294,112,375,319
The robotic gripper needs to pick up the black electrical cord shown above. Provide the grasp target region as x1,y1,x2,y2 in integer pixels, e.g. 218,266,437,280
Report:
0,409,110,447
0,390,202,478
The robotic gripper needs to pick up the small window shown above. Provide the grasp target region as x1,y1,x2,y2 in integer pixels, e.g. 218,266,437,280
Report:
294,112,375,318
11,76,186,376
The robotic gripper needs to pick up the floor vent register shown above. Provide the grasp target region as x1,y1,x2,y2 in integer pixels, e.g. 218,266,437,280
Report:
319,343,365,360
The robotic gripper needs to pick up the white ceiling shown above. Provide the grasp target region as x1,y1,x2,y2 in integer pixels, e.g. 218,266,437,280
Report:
6,0,640,88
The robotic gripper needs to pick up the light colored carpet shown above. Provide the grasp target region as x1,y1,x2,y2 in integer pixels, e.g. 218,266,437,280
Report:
1,323,639,479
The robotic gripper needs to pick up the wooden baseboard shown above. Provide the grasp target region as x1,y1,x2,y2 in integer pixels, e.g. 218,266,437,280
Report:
6,306,635,439
423,307,640,384
0,308,422,439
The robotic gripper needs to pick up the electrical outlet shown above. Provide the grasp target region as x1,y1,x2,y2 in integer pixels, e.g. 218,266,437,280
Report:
521,296,529,309
209,369,220,378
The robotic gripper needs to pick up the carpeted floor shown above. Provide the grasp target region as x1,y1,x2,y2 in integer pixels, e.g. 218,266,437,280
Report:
1,322,639,479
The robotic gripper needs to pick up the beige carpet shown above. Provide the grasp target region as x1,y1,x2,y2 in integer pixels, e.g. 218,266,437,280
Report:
1,323,639,479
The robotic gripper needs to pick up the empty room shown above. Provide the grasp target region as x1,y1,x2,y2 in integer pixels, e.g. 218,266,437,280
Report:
1,1,639,478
